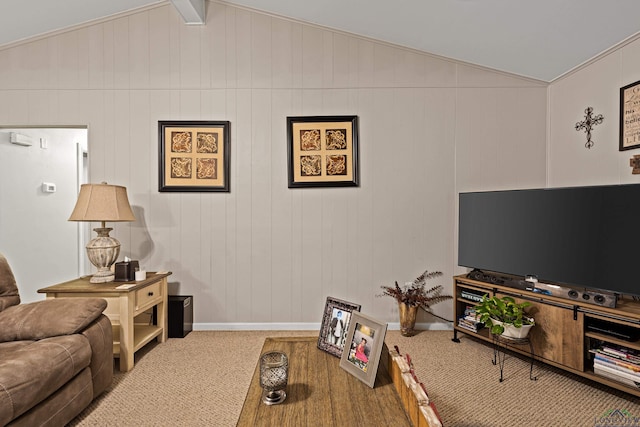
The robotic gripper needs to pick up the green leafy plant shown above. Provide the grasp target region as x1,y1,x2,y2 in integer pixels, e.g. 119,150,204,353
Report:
378,270,452,309
474,295,535,335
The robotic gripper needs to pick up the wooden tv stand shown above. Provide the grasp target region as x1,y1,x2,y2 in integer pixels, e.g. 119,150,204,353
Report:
453,274,640,397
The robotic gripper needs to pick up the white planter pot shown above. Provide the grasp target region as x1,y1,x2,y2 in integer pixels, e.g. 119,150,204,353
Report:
492,319,533,339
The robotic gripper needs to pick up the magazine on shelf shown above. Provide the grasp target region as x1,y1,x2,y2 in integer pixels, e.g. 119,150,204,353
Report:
458,319,480,331
591,351,640,372
457,305,483,332
594,358,640,377
457,323,479,333
600,345,640,363
594,363,640,388
594,361,640,383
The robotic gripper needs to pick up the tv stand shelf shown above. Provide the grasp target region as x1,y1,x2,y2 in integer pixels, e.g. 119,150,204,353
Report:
453,274,640,397
584,331,640,351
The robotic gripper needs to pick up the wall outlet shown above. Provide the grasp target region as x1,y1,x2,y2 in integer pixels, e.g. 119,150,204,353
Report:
42,182,56,193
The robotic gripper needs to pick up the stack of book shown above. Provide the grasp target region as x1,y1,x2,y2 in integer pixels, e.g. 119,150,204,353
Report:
457,305,483,333
591,345,640,389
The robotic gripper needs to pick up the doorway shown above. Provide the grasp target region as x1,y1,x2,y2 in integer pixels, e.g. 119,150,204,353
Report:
0,126,88,301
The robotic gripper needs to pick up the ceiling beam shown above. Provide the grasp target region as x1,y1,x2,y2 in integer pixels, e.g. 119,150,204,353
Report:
170,0,205,24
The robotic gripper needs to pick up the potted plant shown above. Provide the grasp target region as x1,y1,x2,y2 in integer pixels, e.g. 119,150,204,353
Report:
474,295,535,339
378,270,453,337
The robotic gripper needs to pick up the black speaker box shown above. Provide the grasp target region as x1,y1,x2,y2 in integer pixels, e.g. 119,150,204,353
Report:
168,296,193,338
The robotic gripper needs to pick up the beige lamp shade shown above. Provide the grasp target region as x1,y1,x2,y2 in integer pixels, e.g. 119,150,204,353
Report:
69,183,135,223
69,183,135,283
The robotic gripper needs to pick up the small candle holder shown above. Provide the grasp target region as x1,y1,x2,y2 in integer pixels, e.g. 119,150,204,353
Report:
259,351,288,405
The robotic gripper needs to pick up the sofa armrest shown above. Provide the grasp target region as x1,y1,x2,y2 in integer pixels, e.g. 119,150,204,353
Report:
0,298,107,342
82,314,114,397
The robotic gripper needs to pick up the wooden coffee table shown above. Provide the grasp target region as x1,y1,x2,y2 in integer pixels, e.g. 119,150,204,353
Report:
237,336,412,426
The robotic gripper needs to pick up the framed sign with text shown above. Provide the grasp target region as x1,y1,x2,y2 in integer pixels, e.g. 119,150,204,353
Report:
620,79,640,151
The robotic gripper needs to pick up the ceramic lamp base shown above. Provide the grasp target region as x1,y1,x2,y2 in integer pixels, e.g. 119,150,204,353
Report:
89,268,116,283
86,227,120,283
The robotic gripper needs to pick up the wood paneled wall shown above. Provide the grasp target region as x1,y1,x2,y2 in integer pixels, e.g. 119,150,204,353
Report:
549,34,640,187
0,2,547,327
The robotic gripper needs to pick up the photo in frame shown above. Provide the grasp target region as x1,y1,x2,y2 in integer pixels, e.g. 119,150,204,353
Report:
158,120,230,192
620,79,640,151
339,311,388,388
287,115,359,188
317,297,362,358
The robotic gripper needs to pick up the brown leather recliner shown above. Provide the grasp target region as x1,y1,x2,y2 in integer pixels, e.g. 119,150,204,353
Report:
0,253,113,426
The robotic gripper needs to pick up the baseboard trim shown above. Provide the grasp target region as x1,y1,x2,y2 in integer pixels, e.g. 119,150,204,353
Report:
193,322,453,331
194,323,320,331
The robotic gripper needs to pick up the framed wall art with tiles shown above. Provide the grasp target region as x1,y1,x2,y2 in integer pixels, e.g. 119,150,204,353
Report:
159,121,230,192
287,115,359,188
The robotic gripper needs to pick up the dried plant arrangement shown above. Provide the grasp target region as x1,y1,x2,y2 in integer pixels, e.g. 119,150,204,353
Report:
378,270,452,309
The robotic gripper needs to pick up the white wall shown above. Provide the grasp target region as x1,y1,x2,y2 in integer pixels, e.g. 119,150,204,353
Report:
0,2,547,327
549,35,640,186
0,127,87,302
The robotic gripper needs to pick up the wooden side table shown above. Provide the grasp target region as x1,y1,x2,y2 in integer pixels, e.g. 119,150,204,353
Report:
38,272,171,372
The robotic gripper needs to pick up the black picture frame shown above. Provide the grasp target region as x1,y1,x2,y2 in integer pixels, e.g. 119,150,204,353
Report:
317,296,362,358
620,79,640,151
287,115,359,188
159,120,230,192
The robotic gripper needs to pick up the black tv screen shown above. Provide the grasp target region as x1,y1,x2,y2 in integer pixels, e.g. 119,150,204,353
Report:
458,184,640,297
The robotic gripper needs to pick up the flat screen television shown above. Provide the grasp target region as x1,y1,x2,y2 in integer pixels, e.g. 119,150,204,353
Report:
458,184,640,297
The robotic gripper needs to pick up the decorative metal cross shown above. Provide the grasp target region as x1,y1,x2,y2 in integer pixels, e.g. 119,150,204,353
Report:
575,107,604,149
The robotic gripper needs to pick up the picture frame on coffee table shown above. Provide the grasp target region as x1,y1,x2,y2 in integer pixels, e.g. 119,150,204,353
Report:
317,297,361,358
339,311,388,388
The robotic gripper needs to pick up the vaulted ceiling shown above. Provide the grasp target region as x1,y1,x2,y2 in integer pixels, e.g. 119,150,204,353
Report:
1,0,639,82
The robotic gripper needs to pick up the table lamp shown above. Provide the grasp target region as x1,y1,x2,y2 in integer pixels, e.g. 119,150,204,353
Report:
68,182,136,283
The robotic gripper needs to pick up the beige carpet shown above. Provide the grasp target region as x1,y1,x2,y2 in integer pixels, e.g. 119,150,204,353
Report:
70,330,640,426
